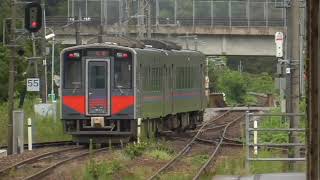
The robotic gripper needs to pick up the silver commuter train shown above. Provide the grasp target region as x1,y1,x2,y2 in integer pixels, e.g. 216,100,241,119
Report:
60,42,207,143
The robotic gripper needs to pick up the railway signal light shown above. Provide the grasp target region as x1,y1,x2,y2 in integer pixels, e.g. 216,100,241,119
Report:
25,2,42,33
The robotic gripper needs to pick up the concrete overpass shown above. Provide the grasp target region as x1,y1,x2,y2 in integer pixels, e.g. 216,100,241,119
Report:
47,0,285,56
53,24,284,56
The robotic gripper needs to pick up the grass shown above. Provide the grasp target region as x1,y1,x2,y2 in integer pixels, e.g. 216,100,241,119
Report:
123,139,175,160
70,140,176,180
124,141,149,159
258,107,306,144
0,102,9,145
213,106,307,176
214,148,306,176
0,98,71,146
84,159,122,180
145,149,172,160
191,154,209,167
159,173,193,180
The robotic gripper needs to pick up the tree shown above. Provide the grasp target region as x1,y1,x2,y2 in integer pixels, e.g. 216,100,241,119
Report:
208,56,276,105
216,69,247,104
0,0,11,42
0,46,9,101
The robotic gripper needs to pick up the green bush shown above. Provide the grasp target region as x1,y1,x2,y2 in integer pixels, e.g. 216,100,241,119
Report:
258,106,306,144
208,58,276,105
124,142,148,159
84,159,122,180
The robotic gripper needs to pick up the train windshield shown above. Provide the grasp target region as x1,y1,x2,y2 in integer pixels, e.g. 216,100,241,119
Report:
64,60,81,89
114,55,132,89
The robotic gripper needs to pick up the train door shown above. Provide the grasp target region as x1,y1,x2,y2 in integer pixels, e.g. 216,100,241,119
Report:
86,59,110,116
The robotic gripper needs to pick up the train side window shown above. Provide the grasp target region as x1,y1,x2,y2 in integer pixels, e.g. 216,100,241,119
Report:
191,66,194,88
176,67,180,89
114,58,132,89
64,60,81,89
183,67,186,89
148,66,151,90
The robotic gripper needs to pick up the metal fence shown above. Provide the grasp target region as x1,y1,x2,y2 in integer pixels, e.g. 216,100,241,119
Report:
56,0,285,28
245,111,305,166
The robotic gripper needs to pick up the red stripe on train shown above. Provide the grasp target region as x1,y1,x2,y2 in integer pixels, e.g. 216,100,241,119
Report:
63,96,134,115
112,96,134,114
63,96,86,114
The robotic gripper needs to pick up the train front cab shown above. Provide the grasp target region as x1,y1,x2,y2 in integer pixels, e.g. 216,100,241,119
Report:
61,47,136,143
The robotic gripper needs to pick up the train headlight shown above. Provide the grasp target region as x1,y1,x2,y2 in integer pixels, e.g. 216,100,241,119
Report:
68,52,80,59
116,52,129,58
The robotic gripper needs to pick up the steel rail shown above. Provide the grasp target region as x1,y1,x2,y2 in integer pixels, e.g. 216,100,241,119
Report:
24,147,110,180
0,146,83,175
147,109,233,180
192,114,245,180
0,140,74,149
197,138,243,146
196,137,243,146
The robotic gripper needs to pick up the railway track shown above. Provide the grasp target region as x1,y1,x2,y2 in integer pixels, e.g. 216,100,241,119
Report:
148,110,245,180
0,145,109,180
0,141,74,150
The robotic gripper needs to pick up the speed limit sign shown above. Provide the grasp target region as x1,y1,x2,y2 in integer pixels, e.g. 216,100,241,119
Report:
27,78,40,92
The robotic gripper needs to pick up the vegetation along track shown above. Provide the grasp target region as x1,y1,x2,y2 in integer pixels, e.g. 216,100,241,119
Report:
148,110,245,180
0,145,109,180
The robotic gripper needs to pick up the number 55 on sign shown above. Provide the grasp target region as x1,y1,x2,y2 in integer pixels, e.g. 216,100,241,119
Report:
27,78,40,92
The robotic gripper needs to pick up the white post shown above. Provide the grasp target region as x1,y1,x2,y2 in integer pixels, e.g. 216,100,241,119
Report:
137,118,142,144
253,119,258,155
51,37,55,102
43,6,48,103
28,118,32,151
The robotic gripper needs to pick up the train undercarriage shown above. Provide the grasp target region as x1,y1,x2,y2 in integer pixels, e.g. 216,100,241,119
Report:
63,111,203,144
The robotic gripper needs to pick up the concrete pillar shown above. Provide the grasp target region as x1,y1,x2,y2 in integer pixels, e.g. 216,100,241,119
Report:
12,110,24,154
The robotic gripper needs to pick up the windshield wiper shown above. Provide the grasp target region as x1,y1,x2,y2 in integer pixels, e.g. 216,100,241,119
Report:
116,85,124,95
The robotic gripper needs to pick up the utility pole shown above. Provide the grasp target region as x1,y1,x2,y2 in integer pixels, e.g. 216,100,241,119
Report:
7,0,16,155
146,0,152,39
75,17,81,45
98,0,104,43
41,0,47,103
124,0,130,36
137,0,145,39
307,1,320,179
155,0,159,26
287,0,300,169
299,0,306,97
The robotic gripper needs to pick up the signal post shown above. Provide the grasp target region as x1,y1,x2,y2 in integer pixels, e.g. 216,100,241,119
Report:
7,2,43,154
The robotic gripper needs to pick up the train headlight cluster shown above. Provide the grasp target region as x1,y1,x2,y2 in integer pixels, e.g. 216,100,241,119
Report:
68,52,80,59
116,52,129,58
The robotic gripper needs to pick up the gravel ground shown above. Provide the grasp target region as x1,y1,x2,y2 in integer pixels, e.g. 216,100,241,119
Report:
204,108,220,122
0,146,79,172
8,110,248,179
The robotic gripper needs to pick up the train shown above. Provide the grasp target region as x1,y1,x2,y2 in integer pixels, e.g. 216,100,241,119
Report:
60,39,207,143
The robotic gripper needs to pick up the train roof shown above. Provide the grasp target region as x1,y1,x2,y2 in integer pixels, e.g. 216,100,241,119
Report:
61,42,204,57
